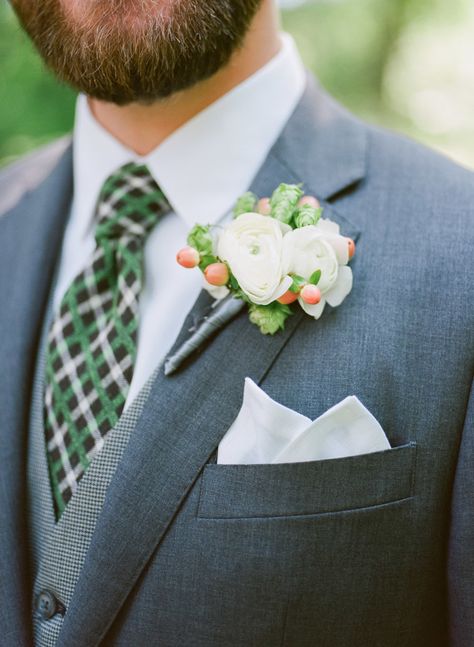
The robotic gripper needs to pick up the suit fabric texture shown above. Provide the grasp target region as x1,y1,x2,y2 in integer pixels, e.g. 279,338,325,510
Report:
0,77,473,647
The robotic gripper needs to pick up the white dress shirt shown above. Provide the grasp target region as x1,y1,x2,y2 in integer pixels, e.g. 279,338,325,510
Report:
54,34,306,408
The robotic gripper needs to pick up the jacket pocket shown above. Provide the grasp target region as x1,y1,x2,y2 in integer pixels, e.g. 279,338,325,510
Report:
197,442,416,519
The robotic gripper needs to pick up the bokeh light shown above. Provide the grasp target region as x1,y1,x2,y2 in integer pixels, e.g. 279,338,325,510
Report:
1,0,473,169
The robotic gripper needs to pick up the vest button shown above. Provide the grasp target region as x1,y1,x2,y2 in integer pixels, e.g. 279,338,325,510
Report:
36,590,60,620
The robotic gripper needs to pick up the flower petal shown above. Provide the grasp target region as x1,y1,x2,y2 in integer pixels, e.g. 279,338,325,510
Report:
325,235,349,265
298,296,326,319
315,218,340,235
278,221,293,235
325,266,353,307
218,212,285,304
256,274,293,306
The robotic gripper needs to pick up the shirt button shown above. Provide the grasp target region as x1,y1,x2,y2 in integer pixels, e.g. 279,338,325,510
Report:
36,590,61,620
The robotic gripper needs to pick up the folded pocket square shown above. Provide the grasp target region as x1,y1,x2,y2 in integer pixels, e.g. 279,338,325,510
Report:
217,378,390,465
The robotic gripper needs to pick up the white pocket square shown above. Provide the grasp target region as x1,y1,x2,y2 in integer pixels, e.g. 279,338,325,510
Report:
217,378,390,465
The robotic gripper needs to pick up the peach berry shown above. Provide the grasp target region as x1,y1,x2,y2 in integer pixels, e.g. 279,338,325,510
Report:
300,284,322,305
257,197,271,215
277,290,299,305
204,263,229,286
298,195,320,209
176,246,200,268
347,238,356,259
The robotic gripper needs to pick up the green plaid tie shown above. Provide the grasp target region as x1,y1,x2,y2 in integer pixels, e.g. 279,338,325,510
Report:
44,163,170,518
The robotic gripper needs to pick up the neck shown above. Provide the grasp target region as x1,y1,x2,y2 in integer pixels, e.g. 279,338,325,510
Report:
88,0,281,156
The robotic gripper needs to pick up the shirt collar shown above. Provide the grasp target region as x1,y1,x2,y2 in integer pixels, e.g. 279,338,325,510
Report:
72,33,306,231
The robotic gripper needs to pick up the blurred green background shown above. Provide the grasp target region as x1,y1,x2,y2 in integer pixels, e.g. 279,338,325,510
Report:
1,0,473,169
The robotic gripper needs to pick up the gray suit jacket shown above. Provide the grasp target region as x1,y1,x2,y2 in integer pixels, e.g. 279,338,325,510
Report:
0,78,473,646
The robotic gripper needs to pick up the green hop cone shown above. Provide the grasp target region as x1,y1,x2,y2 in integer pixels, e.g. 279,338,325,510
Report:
248,302,293,335
187,224,213,257
233,192,258,217
269,183,304,225
293,204,323,228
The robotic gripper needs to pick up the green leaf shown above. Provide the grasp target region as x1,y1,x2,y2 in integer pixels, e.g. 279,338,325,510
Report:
293,205,323,228
289,274,306,293
269,183,304,225
226,273,253,302
229,274,239,290
198,255,218,271
187,224,213,256
233,288,252,304
233,191,258,217
309,269,321,285
248,302,293,335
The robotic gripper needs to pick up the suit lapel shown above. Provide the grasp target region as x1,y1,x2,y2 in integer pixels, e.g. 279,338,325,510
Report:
164,76,365,374
57,301,305,646
0,145,73,643
57,78,367,646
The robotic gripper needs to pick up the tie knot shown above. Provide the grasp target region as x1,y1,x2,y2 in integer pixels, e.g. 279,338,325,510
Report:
95,163,170,241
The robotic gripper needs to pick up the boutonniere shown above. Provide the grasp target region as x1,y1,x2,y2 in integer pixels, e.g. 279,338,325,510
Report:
176,184,355,335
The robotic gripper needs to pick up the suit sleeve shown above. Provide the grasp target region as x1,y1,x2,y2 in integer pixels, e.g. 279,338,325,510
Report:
448,375,474,646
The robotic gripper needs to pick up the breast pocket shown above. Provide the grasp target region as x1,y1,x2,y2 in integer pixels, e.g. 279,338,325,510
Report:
197,442,417,519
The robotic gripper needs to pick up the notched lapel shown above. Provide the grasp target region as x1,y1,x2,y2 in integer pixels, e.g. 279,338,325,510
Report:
56,149,310,647
56,303,305,647
57,79,369,646
162,149,308,375
160,77,366,374
57,155,309,647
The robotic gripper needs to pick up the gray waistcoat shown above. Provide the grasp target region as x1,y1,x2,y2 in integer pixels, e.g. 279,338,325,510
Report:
27,295,156,647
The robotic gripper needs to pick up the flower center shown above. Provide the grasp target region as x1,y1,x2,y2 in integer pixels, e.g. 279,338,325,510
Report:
249,243,260,255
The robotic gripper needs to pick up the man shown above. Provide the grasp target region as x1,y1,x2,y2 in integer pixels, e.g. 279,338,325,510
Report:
0,0,473,645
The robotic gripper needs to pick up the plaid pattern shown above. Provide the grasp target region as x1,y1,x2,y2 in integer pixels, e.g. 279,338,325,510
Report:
44,163,170,517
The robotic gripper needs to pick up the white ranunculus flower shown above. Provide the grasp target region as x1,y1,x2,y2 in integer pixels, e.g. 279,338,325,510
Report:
282,225,353,319
313,218,340,235
217,212,292,305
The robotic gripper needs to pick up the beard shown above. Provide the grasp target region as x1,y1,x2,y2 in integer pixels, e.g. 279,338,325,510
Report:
11,0,263,105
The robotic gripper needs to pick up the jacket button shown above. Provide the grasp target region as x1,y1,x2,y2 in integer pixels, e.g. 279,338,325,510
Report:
36,590,60,620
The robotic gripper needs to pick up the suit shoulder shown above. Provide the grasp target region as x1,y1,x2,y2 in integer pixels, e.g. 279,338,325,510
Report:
365,125,474,212
0,136,71,218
